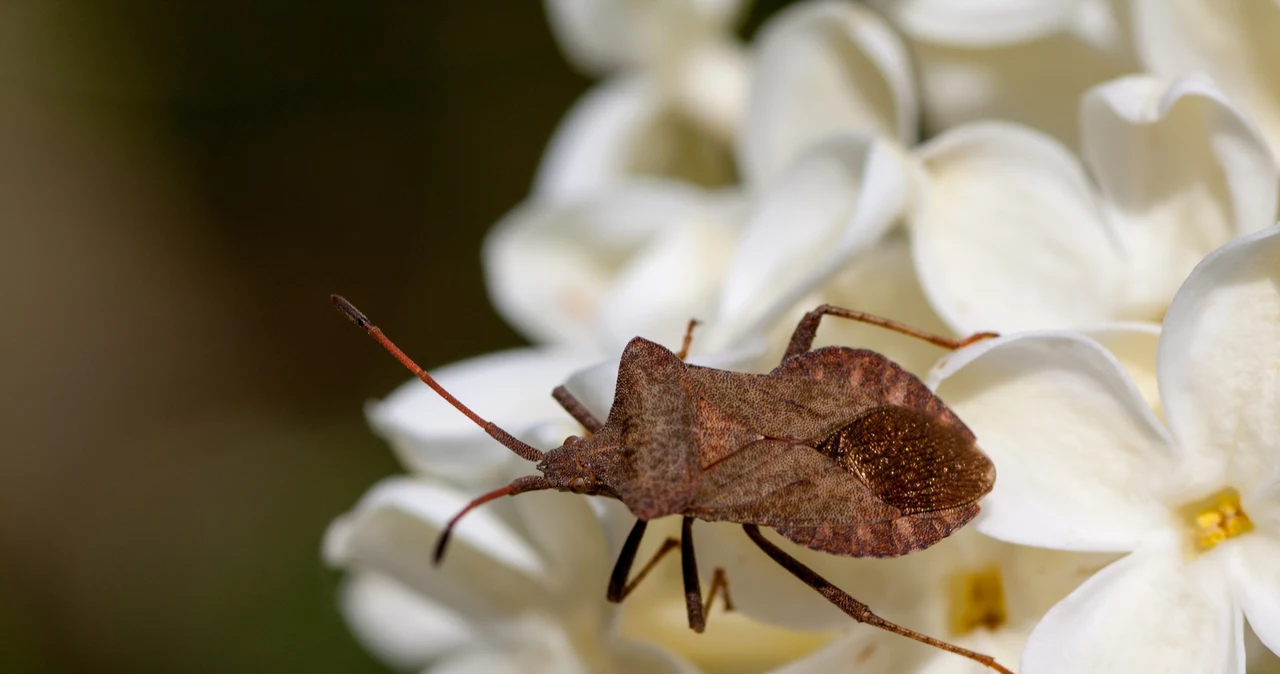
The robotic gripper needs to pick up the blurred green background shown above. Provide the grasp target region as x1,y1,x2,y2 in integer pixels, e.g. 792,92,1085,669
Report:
0,1,585,672
0,2,798,672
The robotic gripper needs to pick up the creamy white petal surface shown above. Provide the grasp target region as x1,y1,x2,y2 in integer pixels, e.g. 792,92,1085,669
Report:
534,76,737,201
325,478,549,621
367,347,598,485
1234,534,1280,661
484,180,740,351
930,332,1176,551
1077,322,1162,415
901,2,1135,149
912,122,1124,333
761,233,953,378
1132,0,1280,159
1157,226,1280,493
710,133,909,350
339,571,472,671
1081,75,1279,319
870,0,1081,46
543,0,746,75
1021,547,1243,674
738,1,915,187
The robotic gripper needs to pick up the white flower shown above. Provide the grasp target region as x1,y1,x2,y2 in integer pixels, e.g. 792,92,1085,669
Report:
1132,0,1280,161
535,0,749,200
928,225,1280,672
737,1,917,189
774,529,1116,674
483,180,744,353
867,0,1137,148
330,347,702,673
911,74,1278,334
368,347,598,485
327,478,698,674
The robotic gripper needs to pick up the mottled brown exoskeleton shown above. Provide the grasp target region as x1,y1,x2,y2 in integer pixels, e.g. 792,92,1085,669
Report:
332,296,1011,673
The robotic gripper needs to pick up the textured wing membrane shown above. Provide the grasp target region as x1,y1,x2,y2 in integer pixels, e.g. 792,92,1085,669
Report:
684,346,976,444
688,437,982,558
689,439,896,526
822,405,995,514
776,503,980,558
772,346,975,440
682,346,994,557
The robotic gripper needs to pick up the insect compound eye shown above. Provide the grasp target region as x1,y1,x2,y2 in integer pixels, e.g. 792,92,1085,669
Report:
563,435,581,446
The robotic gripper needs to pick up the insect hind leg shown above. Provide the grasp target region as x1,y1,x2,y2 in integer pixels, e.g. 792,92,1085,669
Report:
742,524,1013,674
782,304,998,362
676,319,700,361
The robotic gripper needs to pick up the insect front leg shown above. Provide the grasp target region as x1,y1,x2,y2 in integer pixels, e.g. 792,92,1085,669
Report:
607,519,679,603
676,319,700,360
782,304,999,362
742,524,1014,674
552,385,604,433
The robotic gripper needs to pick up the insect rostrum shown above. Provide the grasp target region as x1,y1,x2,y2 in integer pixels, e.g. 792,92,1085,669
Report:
333,296,1011,674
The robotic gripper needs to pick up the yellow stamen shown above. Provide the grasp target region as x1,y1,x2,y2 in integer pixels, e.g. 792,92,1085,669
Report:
1181,488,1253,552
947,564,1007,636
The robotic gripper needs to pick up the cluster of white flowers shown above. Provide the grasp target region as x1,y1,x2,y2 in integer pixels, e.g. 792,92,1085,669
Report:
326,2,1280,673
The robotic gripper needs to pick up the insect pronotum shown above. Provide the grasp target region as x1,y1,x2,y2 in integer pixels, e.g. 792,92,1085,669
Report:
332,295,1011,673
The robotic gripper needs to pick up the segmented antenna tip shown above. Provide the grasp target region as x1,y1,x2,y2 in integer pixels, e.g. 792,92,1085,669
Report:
331,294,368,327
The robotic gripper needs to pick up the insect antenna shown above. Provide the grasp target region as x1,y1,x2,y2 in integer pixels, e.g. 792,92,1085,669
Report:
433,474,550,564
331,294,544,462
332,295,555,563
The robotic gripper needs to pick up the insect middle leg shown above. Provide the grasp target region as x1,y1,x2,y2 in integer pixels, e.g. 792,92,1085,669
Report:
742,524,1014,674
608,517,733,633
782,304,999,361
607,519,679,603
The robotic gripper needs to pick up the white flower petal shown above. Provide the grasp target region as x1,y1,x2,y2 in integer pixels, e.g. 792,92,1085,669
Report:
1246,620,1280,674
1157,226,1280,493
760,234,954,378
1131,0,1280,160
368,348,597,484
542,0,745,75
533,76,736,202
710,134,909,350
912,122,1125,333
1022,546,1243,674
484,180,740,351
693,520,933,632
739,1,916,187
671,39,750,140
560,337,768,422
907,22,1135,150
511,489,612,603
1081,74,1279,319
869,0,1081,46
769,629,894,673
1232,534,1280,661
426,616,588,674
1079,322,1162,415
606,639,702,674
338,571,472,671
324,478,550,621
930,332,1178,551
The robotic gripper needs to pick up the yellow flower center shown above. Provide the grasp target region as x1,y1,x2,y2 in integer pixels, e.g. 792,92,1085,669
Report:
947,564,1007,636
1182,487,1253,552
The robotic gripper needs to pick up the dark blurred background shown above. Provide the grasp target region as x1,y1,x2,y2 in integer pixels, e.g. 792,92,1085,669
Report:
0,2,583,672
0,1,800,671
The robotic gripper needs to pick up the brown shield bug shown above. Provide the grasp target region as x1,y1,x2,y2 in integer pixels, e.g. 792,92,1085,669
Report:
332,295,1009,673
